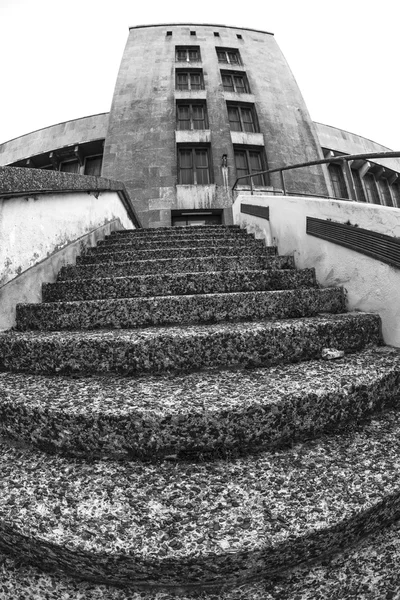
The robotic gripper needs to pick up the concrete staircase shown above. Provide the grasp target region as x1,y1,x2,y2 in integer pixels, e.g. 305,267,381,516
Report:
1,224,400,599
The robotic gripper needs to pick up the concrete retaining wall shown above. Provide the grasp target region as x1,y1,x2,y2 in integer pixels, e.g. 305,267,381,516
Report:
233,194,400,347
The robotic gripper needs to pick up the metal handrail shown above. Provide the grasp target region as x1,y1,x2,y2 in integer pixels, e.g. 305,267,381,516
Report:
232,151,400,199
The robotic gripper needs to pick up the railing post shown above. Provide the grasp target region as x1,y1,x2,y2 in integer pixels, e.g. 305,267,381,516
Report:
279,170,286,195
250,175,254,195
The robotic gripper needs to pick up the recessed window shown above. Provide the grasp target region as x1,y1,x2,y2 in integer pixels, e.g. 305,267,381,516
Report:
190,31,196,36
351,169,366,202
166,31,172,37
214,32,220,37
60,160,80,174
390,182,400,208
84,155,103,177
234,147,267,186
221,71,250,93
328,164,348,199
175,46,201,62
217,48,241,65
176,69,204,91
178,146,212,184
379,178,393,207
177,102,208,130
227,103,258,132
363,173,381,204
237,34,242,39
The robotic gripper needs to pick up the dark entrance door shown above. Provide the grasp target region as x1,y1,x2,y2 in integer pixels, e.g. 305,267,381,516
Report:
171,210,222,227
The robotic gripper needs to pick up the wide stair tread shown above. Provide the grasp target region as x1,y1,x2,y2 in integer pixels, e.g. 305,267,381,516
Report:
44,268,317,302
78,245,276,264
16,288,345,331
1,407,400,590
2,516,400,599
58,255,295,280
1,347,398,460
98,236,262,250
0,313,381,375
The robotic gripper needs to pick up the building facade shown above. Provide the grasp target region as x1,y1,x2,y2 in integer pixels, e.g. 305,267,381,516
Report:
1,23,399,227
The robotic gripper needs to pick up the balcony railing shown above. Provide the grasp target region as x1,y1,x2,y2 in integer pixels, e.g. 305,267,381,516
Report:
232,151,400,202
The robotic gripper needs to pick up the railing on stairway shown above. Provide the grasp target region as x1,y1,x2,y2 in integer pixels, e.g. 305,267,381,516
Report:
232,151,400,202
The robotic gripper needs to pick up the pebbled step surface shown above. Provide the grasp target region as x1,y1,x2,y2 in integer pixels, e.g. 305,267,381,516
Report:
1,409,400,589
0,313,381,375
111,225,242,235
44,268,317,302
16,288,345,331
97,237,266,250
0,347,399,461
2,515,400,599
78,245,276,264
58,255,296,280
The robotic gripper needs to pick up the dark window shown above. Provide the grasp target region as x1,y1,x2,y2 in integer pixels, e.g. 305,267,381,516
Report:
227,103,258,132
351,168,366,202
217,48,241,65
214,32,220,37
178,147,212,184
237,34,242,39
390,182,400,208
177,102,208,130
328,164,348,199
234,148,266,186
190,31,196,36
379,178,393,207
60,160,80,174
221,71,249,93
364,173,381,204
166,31,172,37
176,46,200,62
172,211,222,226
85,155,103,177
176,70,204,90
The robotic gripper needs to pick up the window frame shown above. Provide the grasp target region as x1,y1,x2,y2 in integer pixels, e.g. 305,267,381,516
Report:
328,163,349,199
363,172,381,205
221,71,250,93
234,147,268,187
84,154,103,177
175,69,205,91
175,46,201,63
227,102,259,133
177,146,213,185
216,48,242,65
176,101,208,131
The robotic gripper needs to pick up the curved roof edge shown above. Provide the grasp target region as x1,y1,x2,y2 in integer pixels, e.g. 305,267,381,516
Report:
314,121,394,152
0,112,110,147
129,23,274,36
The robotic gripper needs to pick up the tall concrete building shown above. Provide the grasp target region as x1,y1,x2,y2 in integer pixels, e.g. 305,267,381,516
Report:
1,23,400,227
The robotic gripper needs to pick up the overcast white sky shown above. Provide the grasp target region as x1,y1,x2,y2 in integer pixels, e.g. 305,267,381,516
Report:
0,0,399,149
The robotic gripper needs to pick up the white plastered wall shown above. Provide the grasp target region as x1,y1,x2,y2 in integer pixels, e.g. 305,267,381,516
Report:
0,190,134,330
233,194,400,347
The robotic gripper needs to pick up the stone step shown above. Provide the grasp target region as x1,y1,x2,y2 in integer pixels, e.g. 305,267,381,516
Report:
77,245,277,264
1,347,398,461
97,236,265,250
0,312,381,375
112,225,241,235
44,268,317,302
1,408,400,590
1,514,400,598
16,288,345,332
58,255,295,280
104,230,251,243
